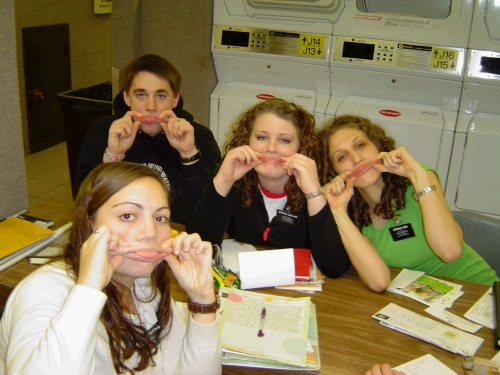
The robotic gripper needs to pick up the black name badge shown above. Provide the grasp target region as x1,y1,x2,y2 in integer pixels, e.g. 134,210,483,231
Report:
276,209,300,227
389,223,416,241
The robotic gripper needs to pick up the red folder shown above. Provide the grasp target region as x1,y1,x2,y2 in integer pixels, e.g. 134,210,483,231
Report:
293,248,312,280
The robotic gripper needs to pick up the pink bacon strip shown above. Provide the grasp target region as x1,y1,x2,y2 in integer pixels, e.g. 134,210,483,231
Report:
258,156,283,165
117,247,169,262
347,159,381,179
134,115,167,124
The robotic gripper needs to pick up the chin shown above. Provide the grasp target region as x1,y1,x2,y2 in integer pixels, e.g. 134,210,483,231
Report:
140,124,163,136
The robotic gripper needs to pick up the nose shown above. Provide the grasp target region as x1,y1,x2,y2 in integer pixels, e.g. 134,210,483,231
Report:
146,95,156,112
267,138,278,153
352,151,363,166
138,217,157,242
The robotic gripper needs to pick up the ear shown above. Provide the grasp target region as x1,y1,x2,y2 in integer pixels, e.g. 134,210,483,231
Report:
123,90,131,107
172,93,180,109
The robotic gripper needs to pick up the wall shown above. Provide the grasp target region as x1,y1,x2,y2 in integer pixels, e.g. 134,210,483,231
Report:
0,0,28,217
112,0,216,126
15,0,113,155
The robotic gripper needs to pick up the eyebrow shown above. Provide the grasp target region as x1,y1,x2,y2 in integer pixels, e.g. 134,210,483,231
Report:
132,88,169,94
254,130,294,137
112,202,170,213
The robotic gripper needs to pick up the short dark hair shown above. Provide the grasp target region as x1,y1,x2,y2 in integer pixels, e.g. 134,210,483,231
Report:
121,54,181,96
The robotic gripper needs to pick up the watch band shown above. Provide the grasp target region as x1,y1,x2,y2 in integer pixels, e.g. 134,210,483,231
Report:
412,185,436,201
187,295,220,314
304,187,324,200
180,145,201,164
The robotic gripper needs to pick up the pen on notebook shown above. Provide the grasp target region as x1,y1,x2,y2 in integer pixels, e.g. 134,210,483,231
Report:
258,307,266,337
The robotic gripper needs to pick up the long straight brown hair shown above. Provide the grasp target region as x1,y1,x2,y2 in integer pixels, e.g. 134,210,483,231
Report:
64,162,172,374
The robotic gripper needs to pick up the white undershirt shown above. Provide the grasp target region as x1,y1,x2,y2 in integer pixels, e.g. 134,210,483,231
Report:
258,185,287,222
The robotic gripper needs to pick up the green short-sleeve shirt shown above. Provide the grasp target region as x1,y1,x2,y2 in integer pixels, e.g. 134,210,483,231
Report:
361,164,498,285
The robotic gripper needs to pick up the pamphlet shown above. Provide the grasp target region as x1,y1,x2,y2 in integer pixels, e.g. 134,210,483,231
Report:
218,287,320,370
372,303,484,356
238,249,295,289
388,269,463,308
464,287,495,329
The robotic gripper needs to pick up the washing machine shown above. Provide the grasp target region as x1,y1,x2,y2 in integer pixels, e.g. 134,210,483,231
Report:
325,0,474,190
445,0,500,217
210,0,344,147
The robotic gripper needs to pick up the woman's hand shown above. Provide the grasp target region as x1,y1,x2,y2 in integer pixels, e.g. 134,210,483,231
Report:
76,225,126,290
365,364,405,375
376,146,422,179
323,173,356,211
213,145,262,196
283,154,320,194
161,232,215,304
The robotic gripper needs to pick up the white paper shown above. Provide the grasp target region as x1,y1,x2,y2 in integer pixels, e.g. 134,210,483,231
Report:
238,248,295,289
425,306,482,333
221,239,257,273
464,287,495,329
393,354,458,375
492,350,500,361
390,269,425,288
372,303,484,356
394,354,458,375
33,246,64,257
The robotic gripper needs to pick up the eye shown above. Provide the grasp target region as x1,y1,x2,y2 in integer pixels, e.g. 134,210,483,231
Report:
157,94,166,100
119,213,136,221
337,153,346,162
156,216,170,223
280,138,291,144
356,142,365,149
256,135,267,140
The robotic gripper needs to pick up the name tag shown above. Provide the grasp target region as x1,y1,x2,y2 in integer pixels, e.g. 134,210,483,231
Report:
276,209,300,227
389,223,415,241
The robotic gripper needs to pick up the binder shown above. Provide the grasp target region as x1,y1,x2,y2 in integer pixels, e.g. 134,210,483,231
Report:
494,281,500,349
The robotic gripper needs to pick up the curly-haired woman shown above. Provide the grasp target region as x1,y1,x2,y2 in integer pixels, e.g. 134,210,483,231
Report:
187,98,349,279
0,162,221,374
319,115,498,292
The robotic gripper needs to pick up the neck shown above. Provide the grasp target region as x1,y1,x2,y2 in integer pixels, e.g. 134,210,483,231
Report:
258,175,288,195
357,177,385,212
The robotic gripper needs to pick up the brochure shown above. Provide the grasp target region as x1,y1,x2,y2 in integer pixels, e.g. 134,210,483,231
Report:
388,268,463,308
372,303,484,357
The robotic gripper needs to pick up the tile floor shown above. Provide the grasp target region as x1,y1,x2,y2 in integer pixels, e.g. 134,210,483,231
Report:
24,142,73,208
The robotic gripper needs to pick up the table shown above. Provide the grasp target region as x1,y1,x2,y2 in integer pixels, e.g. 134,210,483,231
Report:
0,198,497,374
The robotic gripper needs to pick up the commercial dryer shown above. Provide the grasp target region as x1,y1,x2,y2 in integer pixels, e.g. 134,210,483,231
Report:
325,0,474,189
445,0,500,217
210,0,344,147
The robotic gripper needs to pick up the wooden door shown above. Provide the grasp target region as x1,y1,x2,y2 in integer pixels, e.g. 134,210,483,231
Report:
22,24,71,154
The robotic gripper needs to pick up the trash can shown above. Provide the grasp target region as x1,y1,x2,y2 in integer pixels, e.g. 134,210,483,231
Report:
57,82,113,198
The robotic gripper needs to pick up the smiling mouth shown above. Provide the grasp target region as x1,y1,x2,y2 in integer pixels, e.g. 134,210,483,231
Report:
347,159,381,179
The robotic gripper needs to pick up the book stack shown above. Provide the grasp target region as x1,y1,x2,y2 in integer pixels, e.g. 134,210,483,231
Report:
0,215,71,271
217,287,320,371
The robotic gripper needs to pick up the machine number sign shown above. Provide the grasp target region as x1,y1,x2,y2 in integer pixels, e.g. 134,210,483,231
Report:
431,48,459,71
300,35,325,58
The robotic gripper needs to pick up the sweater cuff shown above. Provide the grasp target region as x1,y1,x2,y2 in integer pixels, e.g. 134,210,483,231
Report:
185,313,220,349
308,202,330,223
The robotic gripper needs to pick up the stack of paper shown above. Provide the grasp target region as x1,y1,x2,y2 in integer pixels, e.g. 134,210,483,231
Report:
388,269,463,309
372,303,484,356
218,287,320,371
0,218,72,271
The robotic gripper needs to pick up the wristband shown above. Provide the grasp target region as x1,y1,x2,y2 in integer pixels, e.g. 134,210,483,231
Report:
180,145,201,164
187,295,220,314
104,148,125,161
412,185,436,201
304,187,324,200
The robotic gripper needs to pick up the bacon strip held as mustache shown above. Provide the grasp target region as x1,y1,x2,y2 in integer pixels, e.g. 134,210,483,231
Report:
347,159,381,179
258,156,283,165
134,116,167,124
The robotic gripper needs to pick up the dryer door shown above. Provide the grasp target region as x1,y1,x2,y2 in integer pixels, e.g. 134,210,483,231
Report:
335,97,444,166
455,114,500,216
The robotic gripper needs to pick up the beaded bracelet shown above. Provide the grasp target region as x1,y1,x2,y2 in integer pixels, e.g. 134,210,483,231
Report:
104,148,125,161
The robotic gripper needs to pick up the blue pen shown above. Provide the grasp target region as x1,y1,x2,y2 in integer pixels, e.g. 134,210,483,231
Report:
258,307,266,337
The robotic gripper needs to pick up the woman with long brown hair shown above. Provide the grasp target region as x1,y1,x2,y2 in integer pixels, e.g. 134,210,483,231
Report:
319,115,497,292
187,98,349,279
0,162,221,374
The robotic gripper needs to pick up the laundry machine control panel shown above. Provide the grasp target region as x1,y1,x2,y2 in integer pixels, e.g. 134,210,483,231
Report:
332,36,465,76
213,25,329,60
468,50,500,80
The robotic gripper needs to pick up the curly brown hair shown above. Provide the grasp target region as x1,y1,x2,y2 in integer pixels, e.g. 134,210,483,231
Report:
64,162,172,374
222,98,325,213
319,115,410,229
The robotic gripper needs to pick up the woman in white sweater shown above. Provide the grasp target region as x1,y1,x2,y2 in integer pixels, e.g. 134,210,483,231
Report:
0,162,221,375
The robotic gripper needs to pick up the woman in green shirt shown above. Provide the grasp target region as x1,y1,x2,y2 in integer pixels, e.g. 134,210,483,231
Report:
319,115,498,292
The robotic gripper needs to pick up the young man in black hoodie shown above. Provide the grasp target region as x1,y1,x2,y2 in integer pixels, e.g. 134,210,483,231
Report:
76,54,221,224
